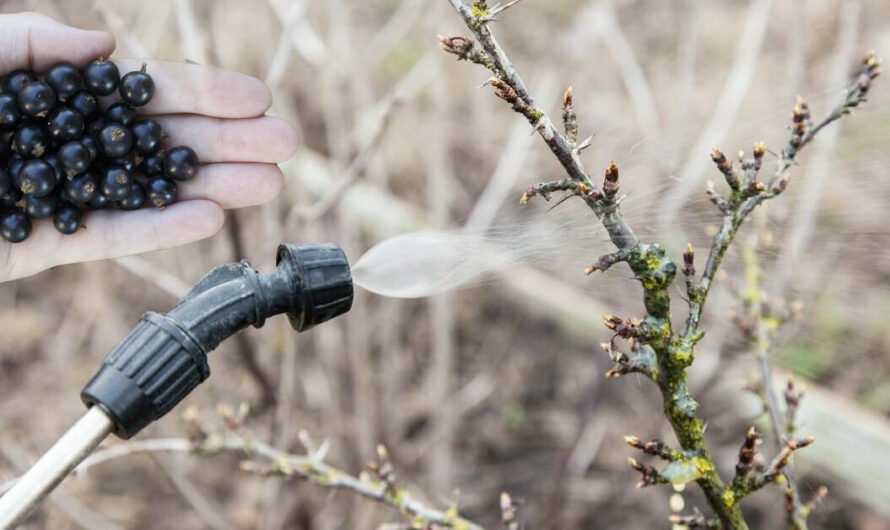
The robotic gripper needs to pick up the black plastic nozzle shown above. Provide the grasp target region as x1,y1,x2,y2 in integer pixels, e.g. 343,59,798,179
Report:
81,243,353,439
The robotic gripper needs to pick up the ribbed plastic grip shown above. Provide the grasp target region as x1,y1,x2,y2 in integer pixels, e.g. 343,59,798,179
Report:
81,312,209,439
277,243,353,331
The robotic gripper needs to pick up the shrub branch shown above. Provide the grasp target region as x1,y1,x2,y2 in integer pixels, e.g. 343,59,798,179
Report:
441,2,880,527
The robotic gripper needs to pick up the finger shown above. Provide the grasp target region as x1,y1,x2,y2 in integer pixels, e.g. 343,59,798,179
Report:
110,59,272,118
1,200,224,281
155,115,298,163
0,12,115,73
179,163,284,208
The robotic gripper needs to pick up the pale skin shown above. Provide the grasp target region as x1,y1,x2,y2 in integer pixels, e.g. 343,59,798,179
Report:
0,13,298,281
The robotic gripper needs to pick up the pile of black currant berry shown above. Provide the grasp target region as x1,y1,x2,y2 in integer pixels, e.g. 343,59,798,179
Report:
0,58,199,243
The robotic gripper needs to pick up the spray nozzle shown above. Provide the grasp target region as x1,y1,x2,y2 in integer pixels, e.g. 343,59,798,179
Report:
81,243,353,438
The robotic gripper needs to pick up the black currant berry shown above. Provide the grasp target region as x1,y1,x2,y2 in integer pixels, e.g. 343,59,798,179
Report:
119,65,155,107
65,171,98,203
1,70,36,96
118,182,146,210
141,150,165,175
0,210,31,243
58,141,92,176
130,119,163,154
0,168,10,197
80,135,99,161
87,119,105,137
83,58,120,96
98,123,133,158
53,203,84,234
18,81,57,117
104,102,136,126
46,107,85,142
86,192,110,210
24,192,58,219
7,156,24,182
18,159,56,197
13,122,48,158
44,154,65,186
147,177,177,209
69,91,100,121
100,167,133,200
45,62,82,101
0,93,21,131
1,189,23,211
163,146,199,181
109,151,141,172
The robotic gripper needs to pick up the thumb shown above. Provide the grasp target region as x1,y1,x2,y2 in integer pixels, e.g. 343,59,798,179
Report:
0,12,115,74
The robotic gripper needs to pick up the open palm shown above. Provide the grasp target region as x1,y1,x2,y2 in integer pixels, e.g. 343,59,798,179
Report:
0,13,297,282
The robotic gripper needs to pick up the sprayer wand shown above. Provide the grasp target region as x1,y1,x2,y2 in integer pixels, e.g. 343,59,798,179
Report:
0,243,354,528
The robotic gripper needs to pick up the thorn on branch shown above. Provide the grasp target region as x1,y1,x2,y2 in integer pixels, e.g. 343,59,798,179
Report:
563,86,578,145
500,492,520,530
628,457,667,488
603,161,620,202
624,436,676,461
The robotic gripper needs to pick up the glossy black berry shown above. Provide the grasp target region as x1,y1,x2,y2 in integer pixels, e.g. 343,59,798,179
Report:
163,146,199,181
1,70,36,96
1,188,21,210
100,167,133,200
80,135,99,161
65,171,98,203
7,157,24,182
104,102,136,127
46,107,85,142
44,154,65,186
0,169,10,197
18,159,56,197
119,65,154,107
109,151,141,172
98,123,133,158
45,62,82,101
69,91,100,121
87,119,105,137
53,203,83,234
13,122,48,158
83,58,120,96
0,93,21,131
0,210,31,243
24,192,58,219
118,182,146,210
147,177,177,208
86,192,110,210
141,150,165,175
18,81,57,118
58,141,92,176
130,119,164,154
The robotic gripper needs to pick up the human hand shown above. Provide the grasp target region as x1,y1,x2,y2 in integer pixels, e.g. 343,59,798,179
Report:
0,13,297,282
